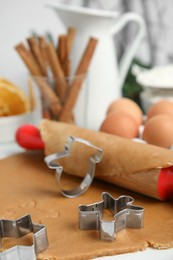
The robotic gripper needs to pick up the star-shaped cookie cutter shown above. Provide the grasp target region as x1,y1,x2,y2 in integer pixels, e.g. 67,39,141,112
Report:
78,192,144,241
0,214,48,260
44,136,104,198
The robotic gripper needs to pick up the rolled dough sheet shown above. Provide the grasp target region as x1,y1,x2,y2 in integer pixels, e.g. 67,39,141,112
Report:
0,151,172,259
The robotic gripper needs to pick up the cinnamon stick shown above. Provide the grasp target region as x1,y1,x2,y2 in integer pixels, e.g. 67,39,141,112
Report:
27,36,47,76
57,27,76,77
58,35,68,65
38,36,49,69
59,37,98,123
67,27,76,54
46,42,67,100
15,43,62,118
58,35,69,76
66,27,76,77
15,43,43,76
64,58,71,79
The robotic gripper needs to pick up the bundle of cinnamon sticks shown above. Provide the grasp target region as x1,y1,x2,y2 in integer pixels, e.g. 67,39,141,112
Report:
15,28,98,122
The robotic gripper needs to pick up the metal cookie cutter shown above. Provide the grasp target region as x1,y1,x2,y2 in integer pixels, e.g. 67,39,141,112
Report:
78,192,144,241
44,136,104,198
0,214,48,260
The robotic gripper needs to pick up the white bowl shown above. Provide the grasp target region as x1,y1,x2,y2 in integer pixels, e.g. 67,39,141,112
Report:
136,64,173,89
136,65,173,113
0,112,34,143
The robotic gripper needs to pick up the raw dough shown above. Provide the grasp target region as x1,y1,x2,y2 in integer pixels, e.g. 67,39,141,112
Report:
0,151,172,259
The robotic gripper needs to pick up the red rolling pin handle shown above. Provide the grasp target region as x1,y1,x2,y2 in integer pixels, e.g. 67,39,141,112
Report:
16,125,173,201
158,167,173,201
15,124,44,150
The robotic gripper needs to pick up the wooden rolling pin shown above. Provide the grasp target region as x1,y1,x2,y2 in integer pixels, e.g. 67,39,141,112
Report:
16,120,173,201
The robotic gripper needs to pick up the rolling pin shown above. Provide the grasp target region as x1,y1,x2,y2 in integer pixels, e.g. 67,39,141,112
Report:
16,120,173,201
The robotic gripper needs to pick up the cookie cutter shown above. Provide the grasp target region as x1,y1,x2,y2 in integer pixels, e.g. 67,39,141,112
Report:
0,214,48,260
78,192,144,241
44,136,104,198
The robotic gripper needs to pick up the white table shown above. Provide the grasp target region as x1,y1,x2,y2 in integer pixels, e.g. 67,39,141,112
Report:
0,142,25,159
1,142,173,260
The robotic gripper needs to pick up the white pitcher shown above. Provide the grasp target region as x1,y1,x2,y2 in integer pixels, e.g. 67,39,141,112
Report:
47,3,145,130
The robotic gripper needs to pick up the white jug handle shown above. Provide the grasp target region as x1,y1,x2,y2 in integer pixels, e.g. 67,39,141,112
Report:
110,13,145,88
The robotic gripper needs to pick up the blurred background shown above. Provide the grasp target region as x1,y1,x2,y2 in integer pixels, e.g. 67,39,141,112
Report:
1,0,173,107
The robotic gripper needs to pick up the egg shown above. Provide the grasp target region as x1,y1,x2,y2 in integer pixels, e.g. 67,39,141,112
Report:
106,97,143,126
100,110,139,138
147,99,173,119
142,114,173,148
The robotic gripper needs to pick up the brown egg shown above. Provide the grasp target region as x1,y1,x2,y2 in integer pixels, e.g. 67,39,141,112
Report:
147,99,173,119
100,111,139,138
106,97,143,126
142,114,173,148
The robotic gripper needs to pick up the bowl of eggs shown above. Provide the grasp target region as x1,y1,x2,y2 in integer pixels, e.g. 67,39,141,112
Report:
99,97,173,149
